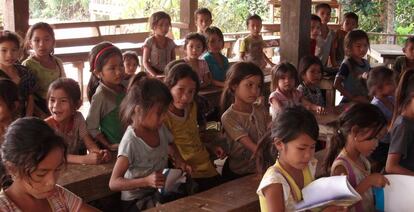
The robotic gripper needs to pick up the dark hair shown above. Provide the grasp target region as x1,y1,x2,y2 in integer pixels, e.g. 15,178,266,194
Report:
184,32,207,52
246,14,262,27
270,62,299,92
391,69,414,127
0,30,21,48
120,74,172,127
324,103,386,173
205,26,224,46
24,22,55,55
149,11,171,31
123,50,139,66
164,59,186,76
343,12,359,23
403,36,414,49
220,62,264,113
127,71,148,91
298,55,323,82
0,117,67,189
311,14,322,23
344,30,370,56
367,66,395,96
315,3,331,12
0,79,18,115
47,78,82,110
194,8,212,19
87,41,123,102
164,62,200,94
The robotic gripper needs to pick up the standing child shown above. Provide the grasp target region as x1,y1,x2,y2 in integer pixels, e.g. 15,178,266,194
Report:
122,50,139,87
45,78,111,165
164,63,222,192
203,27,229,87
86,42,126,151
0,117,99,211
0,79,19,143
386,69,414,175
240,14,275,70
325,103,389,212
334,30,371,104
310,15,322,56
331,12,359,68
142,11,176,77
183,33,212,88
315,3,335,66
298,55,325,107
194,8,213,34
0,30,37,116
393,36,414,80
109,74,190,211
23,22,66,118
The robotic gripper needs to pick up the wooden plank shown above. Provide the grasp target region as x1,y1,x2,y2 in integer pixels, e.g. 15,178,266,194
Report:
368,44,404,66
50,18,149,29
2,0,29,36
179,0,198,37
55,32,149,48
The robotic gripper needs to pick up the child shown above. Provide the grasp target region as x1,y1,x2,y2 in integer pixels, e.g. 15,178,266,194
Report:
0,117,98,211
221,62,270,181
310,15,322,56
393,36,414,80
122,50,139,87
269,62,324,119
194,8,213,34
256,106,319,212
325,103,389,212
333,30,371,104
86,42,126,151
0,30,37,117
331,12,359,67
22,22,66,118
315,3,335,66
142,11,176,77
298,55,325,107
386,69,414,175
109,74,190,211
183,32,212,88
203,26,229,87
164,62,221,192
240,14,274,70
45,78,111,165
0,79,19,143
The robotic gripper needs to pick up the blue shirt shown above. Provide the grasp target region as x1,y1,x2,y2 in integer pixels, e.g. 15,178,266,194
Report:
203,52,229,82
336,57,370,103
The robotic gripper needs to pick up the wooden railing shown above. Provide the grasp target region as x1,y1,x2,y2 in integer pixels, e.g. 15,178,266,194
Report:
367,32,412,45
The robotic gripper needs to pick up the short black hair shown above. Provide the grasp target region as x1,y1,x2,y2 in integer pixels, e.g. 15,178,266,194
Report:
315,3,331,12
311,14,322,23
343,12,358,23
194,8,212,19
246,14,262,27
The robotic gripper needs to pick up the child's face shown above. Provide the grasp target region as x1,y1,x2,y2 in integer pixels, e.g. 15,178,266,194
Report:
277,73,295,92
310,20,321,40
140,104,167,130
379,80,396,97
207,33,224,53
349,39,369,59
48,88,74,123
234,75,262,105
404,42,414,60
248,19,262,37
317,8,331,24
185,39,204,60
98,55,124,87
354,127,386,157
0,41,19,67
303,64,322,86
153,18,170,37
20,147,65,199
276,133,316,170
170,77,197,110
30,29,55,57
196,14,212,33
0,98,13,123
124,57,138,76
342,18,358,32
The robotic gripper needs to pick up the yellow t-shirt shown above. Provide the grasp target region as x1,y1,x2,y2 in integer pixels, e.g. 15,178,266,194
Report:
164,103,218,179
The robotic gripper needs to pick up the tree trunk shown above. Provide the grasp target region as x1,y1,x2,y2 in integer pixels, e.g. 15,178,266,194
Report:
386,0,395,44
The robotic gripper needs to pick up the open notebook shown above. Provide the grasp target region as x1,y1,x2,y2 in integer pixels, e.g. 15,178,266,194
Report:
373,174,414,212
158,168,187,194
295,176,362,211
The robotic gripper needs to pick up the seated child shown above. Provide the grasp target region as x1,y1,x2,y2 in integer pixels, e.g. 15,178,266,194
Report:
310,15,322,56
297,55,325,107
393,36,414,81
0,79,19,143
122,50,139,87
315,3,335,67
331,12,359,67
194,8,213,34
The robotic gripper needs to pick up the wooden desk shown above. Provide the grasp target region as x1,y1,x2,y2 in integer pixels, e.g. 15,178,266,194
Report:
368,44,404,66
320,77,335,107
199,86,223,108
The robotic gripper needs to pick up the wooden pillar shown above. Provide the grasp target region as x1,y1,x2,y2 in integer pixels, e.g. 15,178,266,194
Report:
280,0,311,68
2,0,30,37
179,0,198,38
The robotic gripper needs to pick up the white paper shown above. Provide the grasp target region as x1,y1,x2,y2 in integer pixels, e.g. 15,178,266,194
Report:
381,174,414,212
159,168,186,193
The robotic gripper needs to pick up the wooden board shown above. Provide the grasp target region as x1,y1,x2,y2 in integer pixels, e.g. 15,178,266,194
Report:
368,44,404,65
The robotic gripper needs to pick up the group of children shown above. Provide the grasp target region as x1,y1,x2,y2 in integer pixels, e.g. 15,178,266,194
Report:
0,4,414,212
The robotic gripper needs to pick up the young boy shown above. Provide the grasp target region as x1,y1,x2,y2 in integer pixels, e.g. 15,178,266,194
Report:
240,14,274,70
315,3,335,67
310,14,322,56
394,36,414,80
195,8,213,34
331,12,359,67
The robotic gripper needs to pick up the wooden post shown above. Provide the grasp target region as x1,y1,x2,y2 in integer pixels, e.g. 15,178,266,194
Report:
179,0,198,38
280,0,311,68
2,0,29,37
386,0,395,44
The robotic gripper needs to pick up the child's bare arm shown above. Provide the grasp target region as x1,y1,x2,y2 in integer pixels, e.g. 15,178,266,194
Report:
333,77,354,100
262,183,285,212
302,98,325,114
211,79,225,87
263,51,275,67
168,143,192,174
386,153,414,176
238,136,258,154
142,46,158,77
26,94,35,116
330,33,339,67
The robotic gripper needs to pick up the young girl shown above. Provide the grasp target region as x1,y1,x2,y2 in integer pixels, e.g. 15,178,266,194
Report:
325,103,389,212
22,22,66,118
164,62,221,192
269,62,324,119
142,11,176,77
122,50,139,87
0,117,98,211
183,32,212,88
220,62,270,181
86,42,126,151
0,30,37,116
45,78,111,165
386,69,414,175
203,26,229,87
297,55,325,107
334,30,371,104
256,106,319,212
0,79,19,143
393,36,414,80
109,74,190,211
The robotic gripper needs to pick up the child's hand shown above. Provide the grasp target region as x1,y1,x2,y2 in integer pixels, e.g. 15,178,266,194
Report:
84,152,103,164
215,146,227,159
361,72,369,80
145,171,165,188
315,106,326,115
368,173,390,188
108,144,119,152
97,149,111,163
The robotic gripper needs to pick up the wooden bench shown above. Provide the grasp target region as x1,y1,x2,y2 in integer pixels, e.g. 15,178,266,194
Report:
368,44,404,67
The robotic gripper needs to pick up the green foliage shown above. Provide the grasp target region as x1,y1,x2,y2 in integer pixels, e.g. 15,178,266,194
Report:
395,0,414,34
339,0,384,32
30,0,89,21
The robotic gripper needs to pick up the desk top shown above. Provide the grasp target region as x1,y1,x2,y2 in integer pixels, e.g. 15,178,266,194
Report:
369,44,404,57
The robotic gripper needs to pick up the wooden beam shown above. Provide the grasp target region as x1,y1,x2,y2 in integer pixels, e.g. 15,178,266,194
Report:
280,0,311,68
2,0,29,37
179,0,198,38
